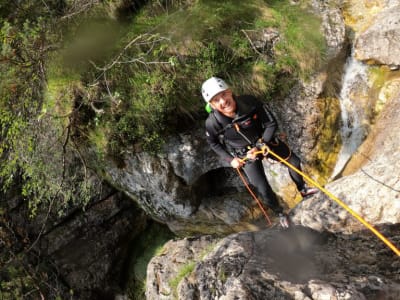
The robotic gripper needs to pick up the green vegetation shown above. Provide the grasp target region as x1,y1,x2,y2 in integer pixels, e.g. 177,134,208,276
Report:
218,265,228,283
314,97,342,183
0,1,97,218
270,0,326,74
168,240,217,298
1,0,326,216
368,66,400,116
125,222,174,300
169,261,196,299
0,213,67,299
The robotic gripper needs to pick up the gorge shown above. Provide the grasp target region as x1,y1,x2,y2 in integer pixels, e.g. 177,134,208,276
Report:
1,1,400,299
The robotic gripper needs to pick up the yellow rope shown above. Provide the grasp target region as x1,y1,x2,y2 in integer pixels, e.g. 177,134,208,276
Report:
254,147,400,256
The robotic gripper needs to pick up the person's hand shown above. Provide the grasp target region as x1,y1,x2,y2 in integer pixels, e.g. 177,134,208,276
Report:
246,147,258,160
230,157,244,169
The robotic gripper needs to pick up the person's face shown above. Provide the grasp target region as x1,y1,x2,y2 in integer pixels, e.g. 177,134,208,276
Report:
209,89,236,117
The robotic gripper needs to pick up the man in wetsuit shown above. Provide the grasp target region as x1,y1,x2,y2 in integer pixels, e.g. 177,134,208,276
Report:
202,77,317,228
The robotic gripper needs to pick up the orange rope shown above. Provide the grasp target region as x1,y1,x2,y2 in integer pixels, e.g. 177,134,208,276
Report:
236,168,272,226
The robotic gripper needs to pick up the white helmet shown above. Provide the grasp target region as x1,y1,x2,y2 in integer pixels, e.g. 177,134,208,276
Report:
201,77,229,102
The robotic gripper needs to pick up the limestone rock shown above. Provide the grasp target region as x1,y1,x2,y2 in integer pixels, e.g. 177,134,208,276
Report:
354,4,400,66
311,0,346,59
274,0,347,163
104,128,272,235
146,235,218,300
146,226,400,299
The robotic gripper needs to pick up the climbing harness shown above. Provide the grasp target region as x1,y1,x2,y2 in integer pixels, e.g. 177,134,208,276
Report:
232,123,289,228
233,123,253,145
239,144,400,257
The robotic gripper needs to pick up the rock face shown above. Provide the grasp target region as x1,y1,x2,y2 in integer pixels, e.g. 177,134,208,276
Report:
146,226,400,300
36,192,147,296
354,4,400,66
103,0,400,238
105,128,221,222
146,235,217,299
105,129,265,235
6,182,148,298
311,0,346,59
5,1,400,299
276,0,346,161
291,90,400,233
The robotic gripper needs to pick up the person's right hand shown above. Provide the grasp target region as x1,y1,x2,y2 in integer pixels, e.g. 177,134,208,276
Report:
230,157,244,169
246,147,258,160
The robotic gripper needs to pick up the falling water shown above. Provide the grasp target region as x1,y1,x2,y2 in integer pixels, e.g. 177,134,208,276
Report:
331,54,369,179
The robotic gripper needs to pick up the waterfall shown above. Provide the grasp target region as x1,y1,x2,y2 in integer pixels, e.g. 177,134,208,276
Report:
331,54,369,179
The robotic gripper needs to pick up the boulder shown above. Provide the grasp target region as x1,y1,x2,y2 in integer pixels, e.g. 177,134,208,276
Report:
354,5,400,66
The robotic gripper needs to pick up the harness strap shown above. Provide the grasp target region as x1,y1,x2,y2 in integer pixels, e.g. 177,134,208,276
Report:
233,122,253,145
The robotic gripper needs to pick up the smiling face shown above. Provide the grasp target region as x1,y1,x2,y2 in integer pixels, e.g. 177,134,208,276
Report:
209,89,236,118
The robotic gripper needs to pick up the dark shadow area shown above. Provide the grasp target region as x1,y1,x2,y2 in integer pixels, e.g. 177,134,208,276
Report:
114,0,150,21
119,220,175,299
191,167,245,200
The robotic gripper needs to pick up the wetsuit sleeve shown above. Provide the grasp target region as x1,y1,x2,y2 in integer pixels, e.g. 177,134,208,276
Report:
258,103,278,143
205,118,233,163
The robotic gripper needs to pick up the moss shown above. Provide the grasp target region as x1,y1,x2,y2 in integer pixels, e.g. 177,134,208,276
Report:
218,265,228,283
169,261,196,299
124,222,175,299
45,56,81,124
313,97,342,183
167,241,217,299
342,0,384,33
368,66,400,117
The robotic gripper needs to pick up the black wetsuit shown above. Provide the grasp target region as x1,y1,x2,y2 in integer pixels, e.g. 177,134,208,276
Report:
205,95,306,214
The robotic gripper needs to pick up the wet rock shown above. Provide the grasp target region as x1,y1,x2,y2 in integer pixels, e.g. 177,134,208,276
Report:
291,91,400,232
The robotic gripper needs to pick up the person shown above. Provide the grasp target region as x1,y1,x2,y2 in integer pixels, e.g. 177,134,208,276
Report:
202,76,318,228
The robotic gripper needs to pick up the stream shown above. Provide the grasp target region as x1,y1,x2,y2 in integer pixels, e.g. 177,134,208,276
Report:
331,53,370,179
